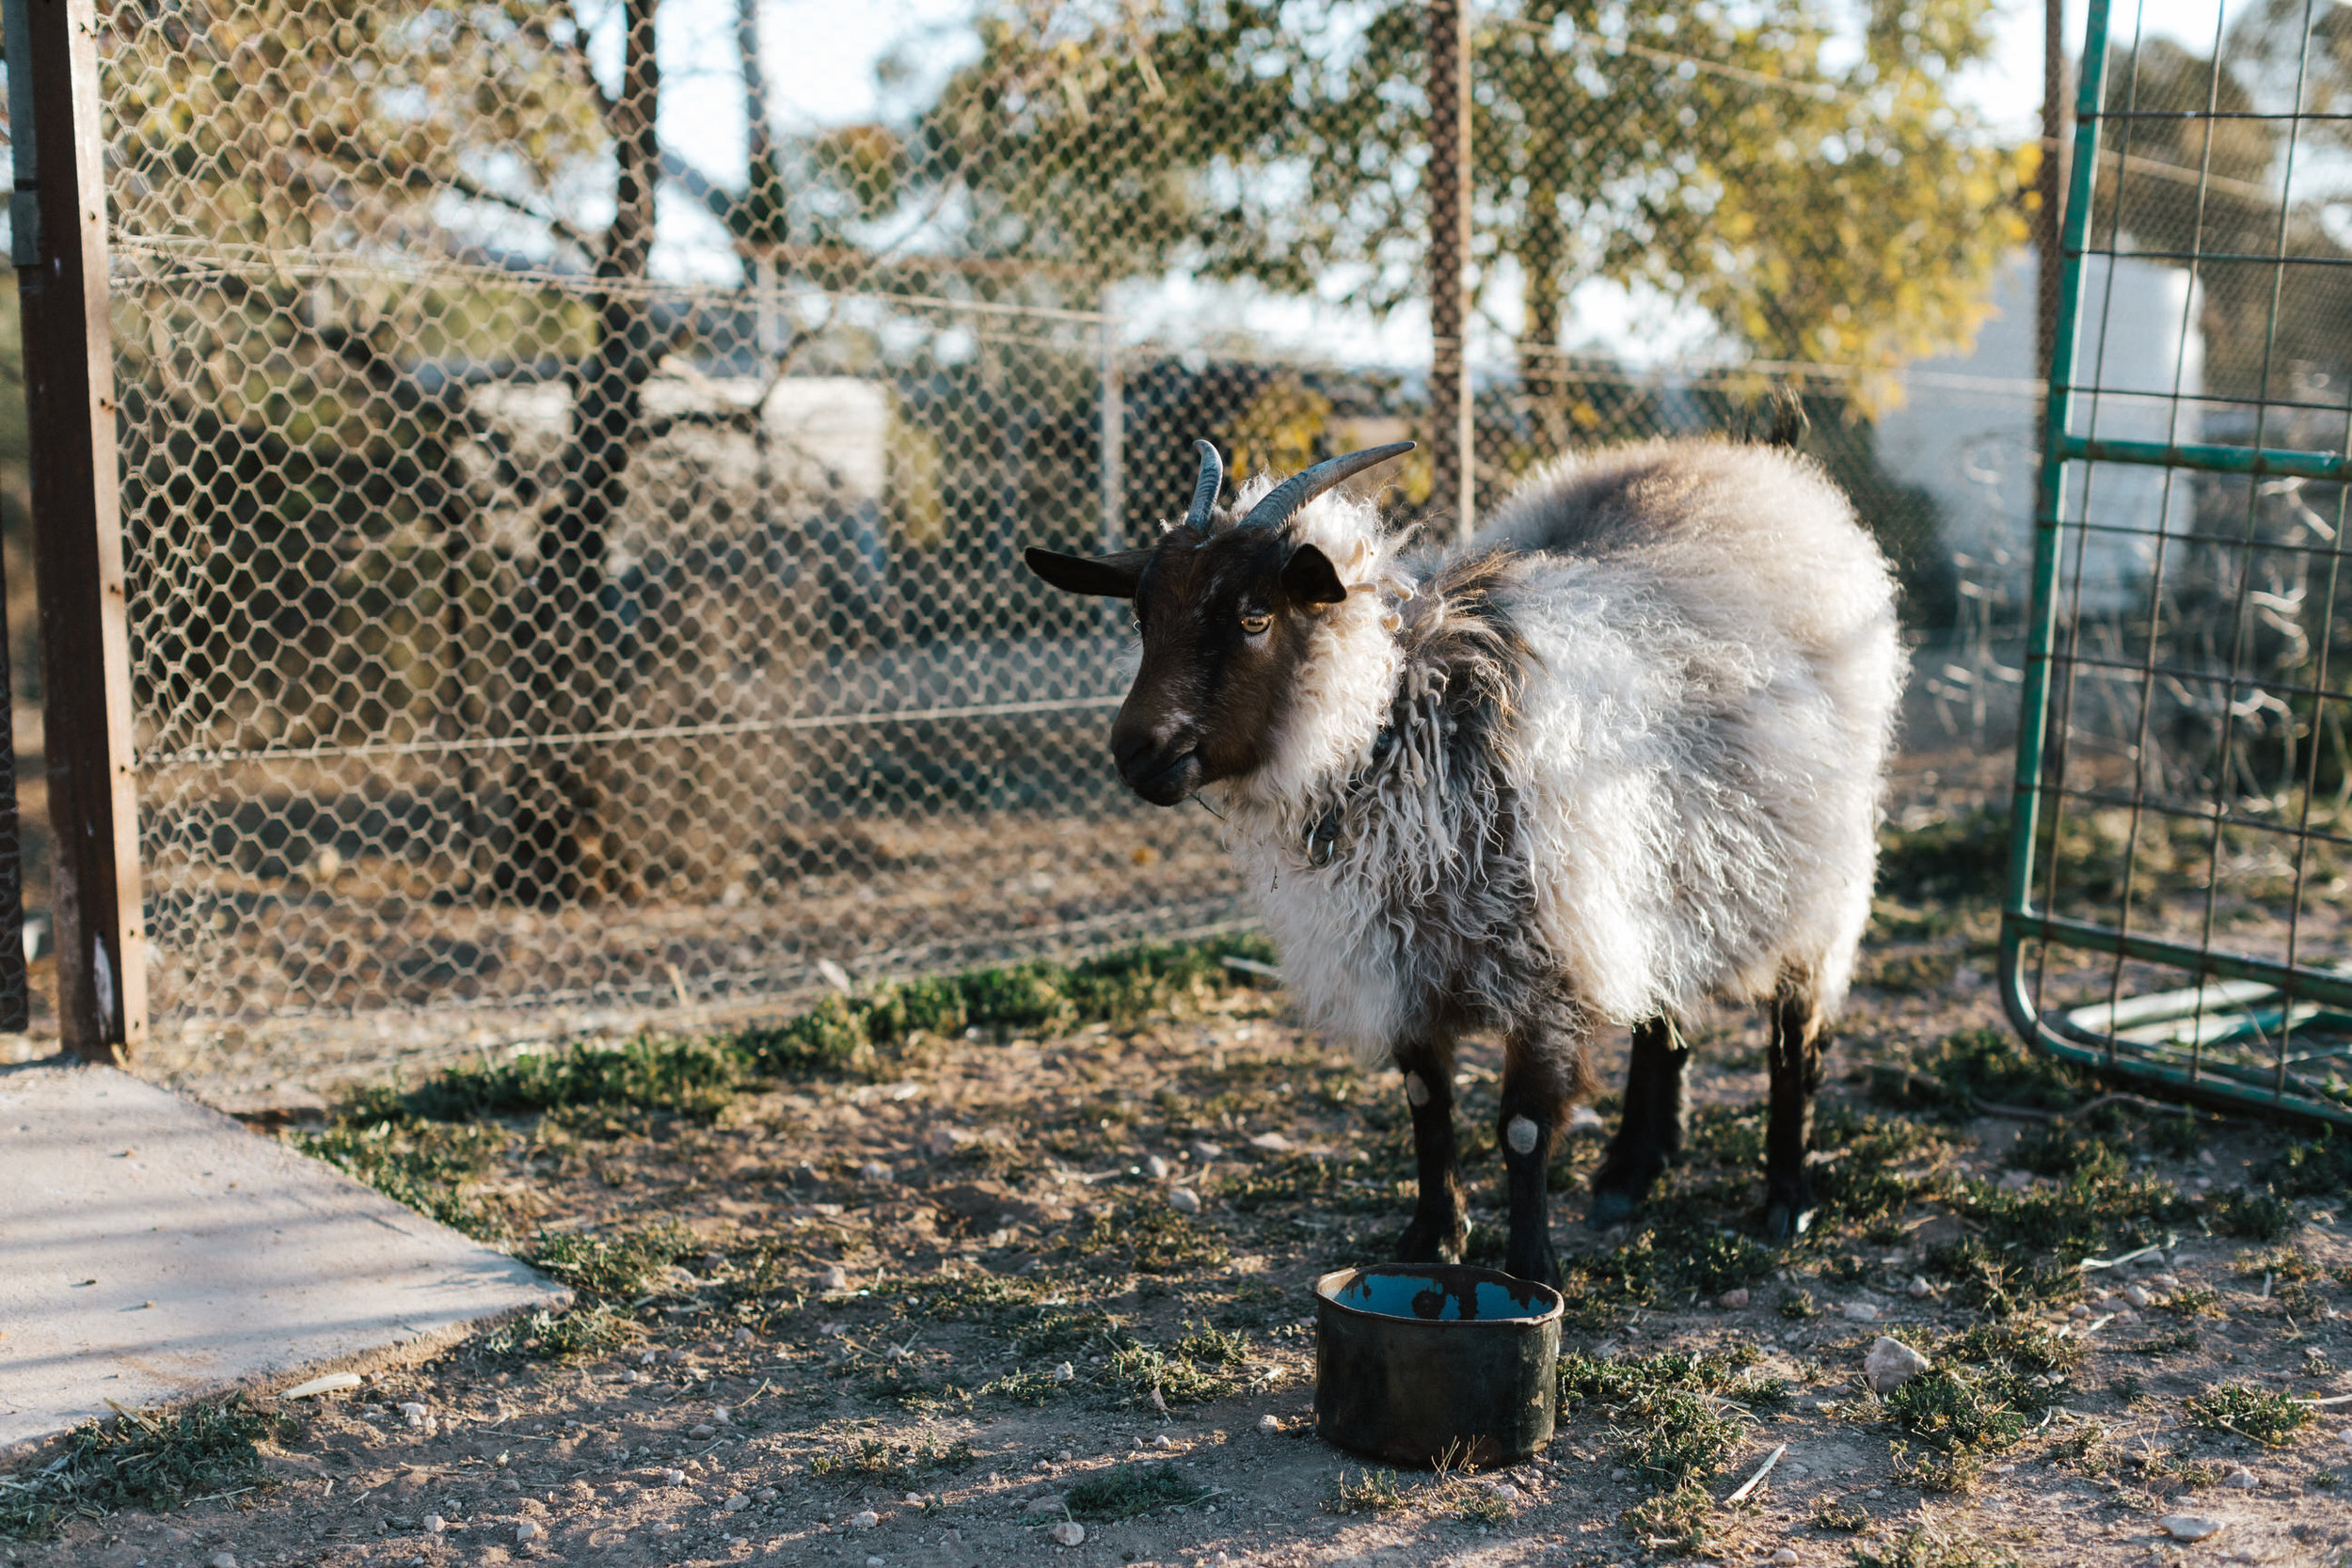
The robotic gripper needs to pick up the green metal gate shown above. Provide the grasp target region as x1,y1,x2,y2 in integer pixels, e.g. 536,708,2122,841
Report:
2005,0,2352,1124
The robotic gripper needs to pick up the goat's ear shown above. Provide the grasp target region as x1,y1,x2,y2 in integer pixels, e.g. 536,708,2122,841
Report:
1024,546,1150,598
1279,543,1348,607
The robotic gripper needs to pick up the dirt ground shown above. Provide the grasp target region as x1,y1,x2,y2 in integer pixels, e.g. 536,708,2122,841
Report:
8,784,2352,1568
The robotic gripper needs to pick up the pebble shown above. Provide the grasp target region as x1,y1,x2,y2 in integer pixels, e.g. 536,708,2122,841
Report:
1864,1335,1932,1394
1024,1495,1067,1517
1145,1154,1170,1179
399,1402,430,1429
755,1488,779,1502
2160,1515,2225,1542
2153,1273,2182,1289
2122,1285,2154,1308
663,1468,688,1486
516,1520,542,1544
927,1126,965,1157
723,1493,751,1512
860,1161,894,1182
1840,1301,1880,1323
1248,1132,1292,1151
421,1515,445,1535
713,1405,732,1423
904,1492,924,1506
849,1510,881,1529
1908,1275,1934,1300
208,1556,237,1568
1168,1187,1201,1214
690,1423,717,1439
1050,1521,1088,1546
1054,1361,1076,1382
1772,1552,1802,1566
1489,1481,1521,1501
1190,1141,1225,1161
735,1326,756,1345
2223,1467,2257,1490
2069,1303,2092,1319
867,1559,885,1568
1717,1288,1751,1309
1258,1414,1282,1434
821,1265,850,1291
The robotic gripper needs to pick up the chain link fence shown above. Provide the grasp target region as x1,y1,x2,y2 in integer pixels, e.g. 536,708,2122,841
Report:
53,0,2050,1076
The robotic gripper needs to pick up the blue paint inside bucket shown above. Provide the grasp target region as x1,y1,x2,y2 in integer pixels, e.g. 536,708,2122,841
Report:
1326,1270,1550,1322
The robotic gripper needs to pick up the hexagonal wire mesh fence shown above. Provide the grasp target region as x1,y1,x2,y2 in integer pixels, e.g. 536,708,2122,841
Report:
2005,0,2352,1123
78,0,2042,1071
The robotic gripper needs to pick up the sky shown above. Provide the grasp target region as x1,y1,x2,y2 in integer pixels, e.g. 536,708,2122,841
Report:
637,0,2260,369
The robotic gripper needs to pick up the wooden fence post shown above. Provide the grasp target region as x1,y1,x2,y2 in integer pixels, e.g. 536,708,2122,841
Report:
1426,0,1474,544
8,0,145,1059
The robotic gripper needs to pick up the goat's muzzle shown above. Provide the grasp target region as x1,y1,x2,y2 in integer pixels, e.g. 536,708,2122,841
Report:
1112,731,1203,807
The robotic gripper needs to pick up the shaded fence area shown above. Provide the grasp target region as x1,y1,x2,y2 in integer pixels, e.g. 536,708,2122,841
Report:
0,0,2095,1072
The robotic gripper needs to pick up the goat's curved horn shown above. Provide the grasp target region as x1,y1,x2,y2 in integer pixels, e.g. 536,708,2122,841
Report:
1236,442,1417,532
1183,439,1224,531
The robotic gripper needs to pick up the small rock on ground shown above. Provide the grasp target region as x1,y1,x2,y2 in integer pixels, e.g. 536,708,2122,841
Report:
2223,1467,2257,1490
1772,1552,1802,1565
1864,1334,1932,1394
1258,1414,1282,1433
209,1556,237,1568
1841,1301,1880,1322
2161,1515,2226,1542
1051,1521,1088,1546
1717,1288,1751,1309
1168,1187,1201,1214
1023,1496,1066,1517
848,1510,880,1528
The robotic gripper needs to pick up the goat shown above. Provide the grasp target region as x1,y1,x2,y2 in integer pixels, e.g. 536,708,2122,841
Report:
1025,436,1904,1283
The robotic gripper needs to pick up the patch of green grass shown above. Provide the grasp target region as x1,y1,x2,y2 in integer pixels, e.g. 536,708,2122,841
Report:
2312,1469,2341,1489
295,1119,507,1238
1070,1199,1229,1275
1104,1322,1251,1407
2209,1187,2295,1242
485,1305,636,1360
1888,1438,1985,1495
528,1225,692,1300
2265,1128,2352,1199
2009,1120,2127,1180
974,1369,1064,1405
1903,1027,2084,1120
1883,1323,2078,1468
2161,1284,2225,1319
389,1036,746,1121
1811,1497,1871,1531
2129,1328,2202,1357
1558,1350,1757,1488
1325,1467,1407,1514
1066,1462,1215,1521
1625,1481,1716,1554
0,1400,292,1541
1455,1486,1513,1527
2185,1383,2315,1447
807,1435,977,1488
1852,1521,2020,1568
1882,1370,2028,1457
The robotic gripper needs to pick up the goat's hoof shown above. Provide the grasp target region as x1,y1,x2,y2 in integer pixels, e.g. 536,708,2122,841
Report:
1586,1188,1642,1230
1504,1239,1563,1291
1395,1214,1468,1265
1763,1201,1815,1243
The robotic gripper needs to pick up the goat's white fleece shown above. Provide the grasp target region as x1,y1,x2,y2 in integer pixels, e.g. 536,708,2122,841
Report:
1212,438,1906,1062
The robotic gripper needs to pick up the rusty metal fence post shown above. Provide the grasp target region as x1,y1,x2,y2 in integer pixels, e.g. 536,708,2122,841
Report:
1425,0,1474,544
7,0,141,1056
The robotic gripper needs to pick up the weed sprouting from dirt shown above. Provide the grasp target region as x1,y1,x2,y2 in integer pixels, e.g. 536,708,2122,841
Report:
528,1225,692,1300
0,1401,293,1541
485,1304,637,1360
1778,1287,1821,1319
1558,1349,1763,1490
2186,1383,2315,1446
806,1434,977,1489
1852,1518,2021,1568
1065,1463,1215,1520
1325,1467,1408,1514
295,1119,508,1238
1071,1199,1230,1275
2209,1187,2295,1242
1811,1496,1872,1531
1626,1481,1716,1553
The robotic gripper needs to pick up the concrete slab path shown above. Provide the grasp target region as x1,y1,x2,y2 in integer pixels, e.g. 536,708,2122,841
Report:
0,1059,564,1449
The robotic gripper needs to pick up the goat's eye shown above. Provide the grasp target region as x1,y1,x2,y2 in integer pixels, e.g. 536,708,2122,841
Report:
1240,612,1273,637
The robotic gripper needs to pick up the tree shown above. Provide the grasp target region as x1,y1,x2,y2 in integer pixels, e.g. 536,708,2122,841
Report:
796,0,2030,414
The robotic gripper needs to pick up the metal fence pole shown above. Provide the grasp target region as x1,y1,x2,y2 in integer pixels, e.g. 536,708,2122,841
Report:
1425,0,1474,544
6,0,145,1058
1099,285,1123,553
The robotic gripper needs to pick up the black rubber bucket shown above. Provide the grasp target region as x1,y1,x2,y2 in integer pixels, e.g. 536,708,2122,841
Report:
1311,1262,1563,1468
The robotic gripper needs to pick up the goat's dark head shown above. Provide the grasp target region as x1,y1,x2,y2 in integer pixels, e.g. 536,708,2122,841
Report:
1024,439,1414,806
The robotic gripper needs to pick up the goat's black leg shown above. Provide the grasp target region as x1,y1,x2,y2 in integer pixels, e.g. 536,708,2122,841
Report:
1499,1022,1582,1288
1763,974,1826,1242
1391,1041,1466,1265
1588,1016,1689,1228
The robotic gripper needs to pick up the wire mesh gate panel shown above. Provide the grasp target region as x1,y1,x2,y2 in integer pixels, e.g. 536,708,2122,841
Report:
2006,0,2352,1124
87,1,2031,1065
